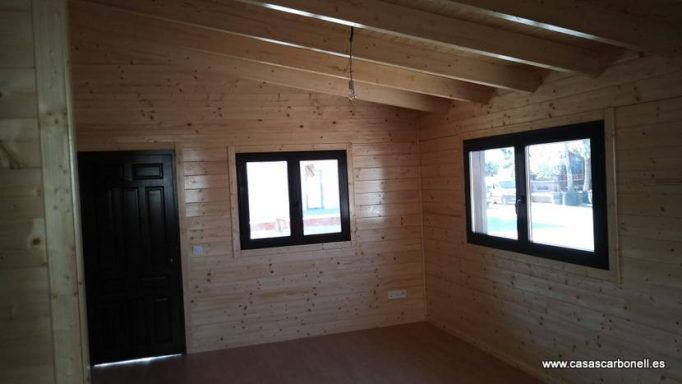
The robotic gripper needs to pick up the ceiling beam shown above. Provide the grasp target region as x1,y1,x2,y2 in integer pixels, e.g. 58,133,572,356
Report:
352,31,542,93
445,0,682,57
82,0,543,92
235,0,611,74
71,1,493,103
69,21,449,112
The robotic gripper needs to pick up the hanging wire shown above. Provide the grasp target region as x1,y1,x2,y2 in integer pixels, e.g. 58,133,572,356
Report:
347,26,356,101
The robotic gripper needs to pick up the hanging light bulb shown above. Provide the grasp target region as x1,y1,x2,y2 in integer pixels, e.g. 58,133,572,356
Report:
348,78,356,101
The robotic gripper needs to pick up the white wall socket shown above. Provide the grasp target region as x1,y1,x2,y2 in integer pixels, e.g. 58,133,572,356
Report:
387,289,408,300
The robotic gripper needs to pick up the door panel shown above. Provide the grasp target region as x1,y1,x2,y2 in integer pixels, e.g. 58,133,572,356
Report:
79,151,185,365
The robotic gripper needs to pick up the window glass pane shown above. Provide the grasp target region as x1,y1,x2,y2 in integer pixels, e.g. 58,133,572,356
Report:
300,160,342,235
246,161,290,239
527,139,594,251
469,147,517,239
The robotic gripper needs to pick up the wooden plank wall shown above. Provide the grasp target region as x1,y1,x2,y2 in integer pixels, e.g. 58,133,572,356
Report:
70,19,426,353
33,0,88,382
0,1,56,383
420,53,682,383
1,0,86,383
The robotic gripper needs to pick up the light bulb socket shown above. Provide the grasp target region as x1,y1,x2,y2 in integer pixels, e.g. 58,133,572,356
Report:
348,79,356,100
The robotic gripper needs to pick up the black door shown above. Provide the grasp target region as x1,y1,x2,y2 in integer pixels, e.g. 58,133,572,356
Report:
78,150,185,365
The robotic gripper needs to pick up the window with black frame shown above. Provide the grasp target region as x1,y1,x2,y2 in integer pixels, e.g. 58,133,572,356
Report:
236,150,351,250
463,121,609,269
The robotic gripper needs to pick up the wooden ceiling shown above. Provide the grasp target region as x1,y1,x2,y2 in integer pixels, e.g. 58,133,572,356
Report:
69,0,682,112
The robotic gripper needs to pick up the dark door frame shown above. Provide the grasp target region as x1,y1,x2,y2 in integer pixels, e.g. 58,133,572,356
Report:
77,148,188,364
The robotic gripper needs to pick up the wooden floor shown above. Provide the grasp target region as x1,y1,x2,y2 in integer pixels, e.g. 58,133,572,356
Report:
92,322,541,383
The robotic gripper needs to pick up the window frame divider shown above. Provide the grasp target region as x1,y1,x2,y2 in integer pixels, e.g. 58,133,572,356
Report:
288,158,304,239
515,143,530,243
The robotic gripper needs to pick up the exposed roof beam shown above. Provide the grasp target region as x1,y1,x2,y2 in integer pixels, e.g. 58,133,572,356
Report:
71,1,493,103
69,22,449,112
352,31,541,93
82,0,542,92
445,0,682,57
353,30,544,92
235,0,611,74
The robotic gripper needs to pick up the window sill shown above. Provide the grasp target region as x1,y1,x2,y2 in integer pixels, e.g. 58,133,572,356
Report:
236,240,354,259
465,240,620,284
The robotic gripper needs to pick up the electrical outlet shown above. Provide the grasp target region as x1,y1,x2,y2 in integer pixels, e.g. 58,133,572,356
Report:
387,289,408,300
192,245,204,256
